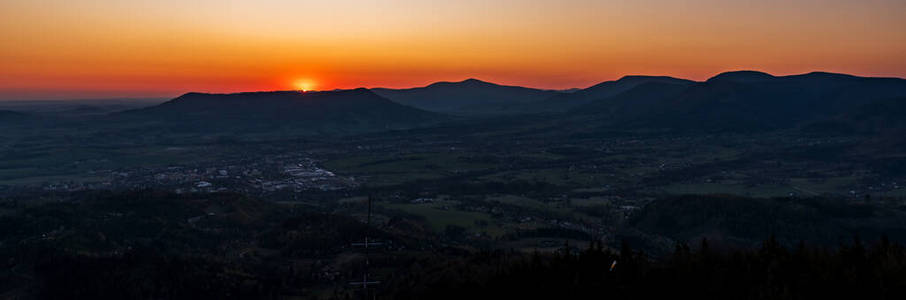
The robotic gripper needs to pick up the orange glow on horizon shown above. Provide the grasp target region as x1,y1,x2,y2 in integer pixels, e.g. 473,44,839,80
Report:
293,79,318,92
1,0,905,100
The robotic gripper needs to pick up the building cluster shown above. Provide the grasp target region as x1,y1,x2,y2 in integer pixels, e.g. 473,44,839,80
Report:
3,154,357,197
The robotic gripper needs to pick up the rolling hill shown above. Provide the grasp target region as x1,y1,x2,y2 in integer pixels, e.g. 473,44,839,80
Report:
0,110,27,120
117,88,445,134
804,96,906,135
534,75,695,112
567,71,906,132
372,78,563,115
0,110,32,126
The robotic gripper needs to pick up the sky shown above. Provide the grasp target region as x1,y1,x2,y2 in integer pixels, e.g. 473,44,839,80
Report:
1,0,905,100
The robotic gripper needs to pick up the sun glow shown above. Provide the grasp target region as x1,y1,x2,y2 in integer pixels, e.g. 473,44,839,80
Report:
293,79,317,92
1,1,905,99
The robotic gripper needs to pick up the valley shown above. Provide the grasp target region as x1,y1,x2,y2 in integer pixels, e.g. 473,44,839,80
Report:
2,71,906,298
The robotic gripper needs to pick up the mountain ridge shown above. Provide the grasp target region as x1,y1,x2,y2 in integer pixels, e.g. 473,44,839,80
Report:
117,88,444,134
564,71,906,132
372,78,563,115
112,71,906,134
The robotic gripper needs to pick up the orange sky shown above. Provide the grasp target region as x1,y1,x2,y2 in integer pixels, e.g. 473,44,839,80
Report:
1,0,905,100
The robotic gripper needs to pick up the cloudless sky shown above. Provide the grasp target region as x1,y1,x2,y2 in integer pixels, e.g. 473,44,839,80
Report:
1,0,905,99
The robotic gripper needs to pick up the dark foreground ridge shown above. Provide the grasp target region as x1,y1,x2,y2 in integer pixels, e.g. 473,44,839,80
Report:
3,190,906,299
381,237,905,300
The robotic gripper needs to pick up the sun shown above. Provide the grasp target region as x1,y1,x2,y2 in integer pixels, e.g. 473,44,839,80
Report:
293,79,317,92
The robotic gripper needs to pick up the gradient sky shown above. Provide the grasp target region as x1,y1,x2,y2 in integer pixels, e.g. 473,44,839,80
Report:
1,0,905,100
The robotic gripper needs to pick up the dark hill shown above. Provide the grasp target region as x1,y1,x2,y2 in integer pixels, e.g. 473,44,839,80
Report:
371,78,562,115
843,97,906,132
531,75,695,113
0,110,32,126
627,195,906,251
118,88,444,134
804,96,906,135
572,81,691,119
706,70,776,83
0,109,27,119
568,71,906,132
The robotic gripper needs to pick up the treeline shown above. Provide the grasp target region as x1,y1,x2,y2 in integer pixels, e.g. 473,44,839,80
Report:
0,189,418,299
22,236,906,299
8,190,906,299
32,246,282,299
375,237,906,300
627,194,906,253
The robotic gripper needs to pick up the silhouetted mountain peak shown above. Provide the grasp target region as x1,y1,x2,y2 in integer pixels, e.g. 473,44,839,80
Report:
426,78,497,88
803,71,853,77
707,71,776,83
119,89,442,134
179,92,205,97
617,75,684,82
313,87,380,98
791,71,861,81
586,75,692,90
572,76,693,99
168,89,383,105
374,79,560,115
172,90,297,101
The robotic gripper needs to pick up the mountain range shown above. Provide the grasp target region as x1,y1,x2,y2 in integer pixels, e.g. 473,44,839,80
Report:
576,71,906,132
44,70,904,135
373,71,906,132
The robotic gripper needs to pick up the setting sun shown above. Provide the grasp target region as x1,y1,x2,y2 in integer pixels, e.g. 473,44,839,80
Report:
293,79,317,92
2,1,906,297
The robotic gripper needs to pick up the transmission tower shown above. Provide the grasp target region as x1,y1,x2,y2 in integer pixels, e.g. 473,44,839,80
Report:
349,196,382,299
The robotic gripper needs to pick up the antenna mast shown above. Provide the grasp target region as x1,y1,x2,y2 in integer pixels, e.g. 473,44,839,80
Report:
349,195,382,299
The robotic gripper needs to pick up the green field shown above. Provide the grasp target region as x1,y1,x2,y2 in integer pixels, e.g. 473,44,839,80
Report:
379,200,505,237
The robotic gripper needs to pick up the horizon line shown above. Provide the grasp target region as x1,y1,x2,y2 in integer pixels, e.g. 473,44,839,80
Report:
2,69,905,102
